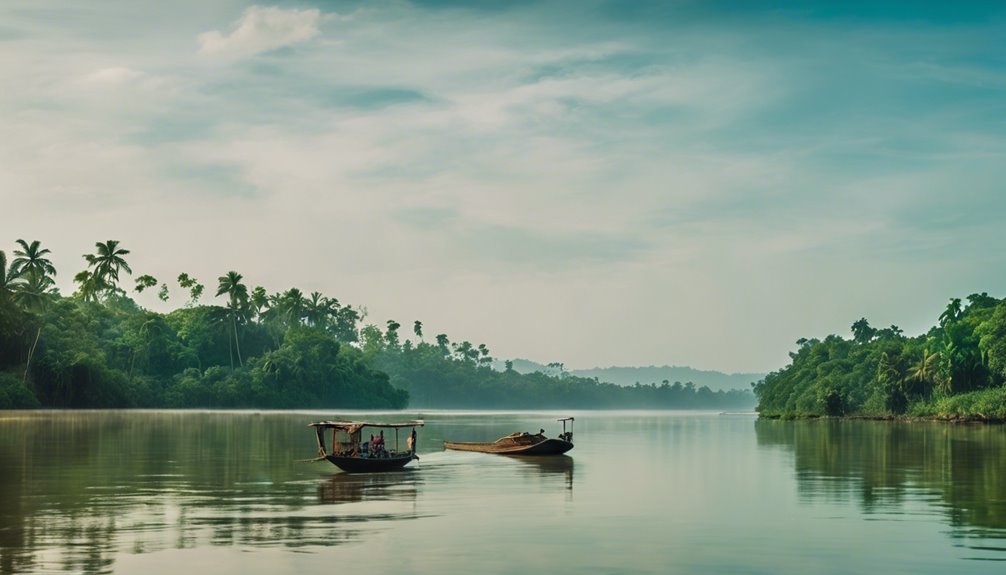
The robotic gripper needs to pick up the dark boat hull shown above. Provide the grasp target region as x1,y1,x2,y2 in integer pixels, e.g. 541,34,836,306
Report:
444,437,573,455
325,454,416,473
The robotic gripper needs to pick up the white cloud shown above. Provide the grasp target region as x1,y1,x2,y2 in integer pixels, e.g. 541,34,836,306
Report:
198,5,323,58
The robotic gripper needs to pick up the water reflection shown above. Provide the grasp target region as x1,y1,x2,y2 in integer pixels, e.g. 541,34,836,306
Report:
317,470,421,505
0,412,423,574
755,419,1006,559
508,455,574,491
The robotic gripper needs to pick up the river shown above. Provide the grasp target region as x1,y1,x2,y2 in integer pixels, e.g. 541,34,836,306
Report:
1,410,1004,574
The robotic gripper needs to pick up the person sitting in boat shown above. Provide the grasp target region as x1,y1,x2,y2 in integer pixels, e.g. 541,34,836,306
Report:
375,430,386,457
407,428,417,454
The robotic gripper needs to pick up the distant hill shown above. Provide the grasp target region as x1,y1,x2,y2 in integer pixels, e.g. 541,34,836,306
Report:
496,359,764,391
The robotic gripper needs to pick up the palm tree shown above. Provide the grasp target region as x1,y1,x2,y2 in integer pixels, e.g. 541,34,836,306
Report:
11,271,55,382
0,250,15,301
909,348,939,386
73,270,102,303
250,286,269,322
11,239,56,282
305,292,329,328
84,240,132,297
276,288,306,327
939,298,963,328
216,271,249,368
8,241,58,383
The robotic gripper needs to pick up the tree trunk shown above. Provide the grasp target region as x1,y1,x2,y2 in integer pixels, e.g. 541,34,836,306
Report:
233,314,243,367
23,326,41,383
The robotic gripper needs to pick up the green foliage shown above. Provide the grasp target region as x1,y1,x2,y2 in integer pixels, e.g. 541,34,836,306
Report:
0,240,408,409
908,387,1006,421
756,293,1006,418
977,300,1006,380
0,370,40,408
83,240,132,297
134,275,158,293
0,238,759,411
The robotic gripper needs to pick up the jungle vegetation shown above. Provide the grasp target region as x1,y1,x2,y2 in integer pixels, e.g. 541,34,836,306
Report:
0,239,755,410
754,293,1006,420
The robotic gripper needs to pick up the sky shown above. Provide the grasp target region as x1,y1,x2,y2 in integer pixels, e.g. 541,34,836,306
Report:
2,0,1005,374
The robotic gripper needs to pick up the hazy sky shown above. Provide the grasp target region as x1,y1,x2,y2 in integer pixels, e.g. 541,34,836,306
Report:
3,1,1005,373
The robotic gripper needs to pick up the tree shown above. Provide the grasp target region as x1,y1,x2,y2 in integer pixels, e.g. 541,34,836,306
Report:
851,318,876,344
413,320,423,340
385,320,401,348
939,298,963,328
177,273,204,307
216,271,249,368
83,240,132,297
11,239,56,283
330,304,360,343
9,240,58,382
273,288,306,327
250,286,269,322
72,270,101,303
907,347,939,398
877,352,907,414
435,334,449,350
477,343,492,366
305,292,330,328
0,250,16,301
10,271,54,382
876,325,904,340
977,301,1006,381
134,275,158,293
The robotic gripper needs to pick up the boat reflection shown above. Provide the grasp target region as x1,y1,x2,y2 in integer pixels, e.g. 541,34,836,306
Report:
507,455,575,491
317,470,421,505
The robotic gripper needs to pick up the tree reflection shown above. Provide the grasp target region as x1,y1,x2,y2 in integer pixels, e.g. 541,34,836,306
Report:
0,412,422,574
755,419,1006,535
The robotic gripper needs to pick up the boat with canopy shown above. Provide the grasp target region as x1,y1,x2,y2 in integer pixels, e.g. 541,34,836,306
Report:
309,420,424,473
443,417,574,455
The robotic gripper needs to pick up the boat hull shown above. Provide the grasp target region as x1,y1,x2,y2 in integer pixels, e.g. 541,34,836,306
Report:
325,454,417,473
444,437,574,455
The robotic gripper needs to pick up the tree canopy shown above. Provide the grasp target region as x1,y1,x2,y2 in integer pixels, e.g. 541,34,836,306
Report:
754,293,1006,419
0,238,756,411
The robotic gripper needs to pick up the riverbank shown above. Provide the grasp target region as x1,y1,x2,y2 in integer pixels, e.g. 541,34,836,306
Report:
758,387,1006,423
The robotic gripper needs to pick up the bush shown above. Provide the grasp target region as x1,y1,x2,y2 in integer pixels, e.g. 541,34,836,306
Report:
0,370,41,409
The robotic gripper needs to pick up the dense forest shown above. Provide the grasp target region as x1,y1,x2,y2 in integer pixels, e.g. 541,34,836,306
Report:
0,239,754,410
754,293,1006,420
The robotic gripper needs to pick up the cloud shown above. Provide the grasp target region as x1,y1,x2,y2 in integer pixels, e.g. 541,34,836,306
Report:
3,0,1006,372
198,6,323,58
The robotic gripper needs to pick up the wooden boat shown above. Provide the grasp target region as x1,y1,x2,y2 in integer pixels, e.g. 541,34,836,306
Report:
443,417,575,455
309,420,424,473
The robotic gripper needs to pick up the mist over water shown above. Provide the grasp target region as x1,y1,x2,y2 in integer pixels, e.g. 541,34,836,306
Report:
1,411,1004,574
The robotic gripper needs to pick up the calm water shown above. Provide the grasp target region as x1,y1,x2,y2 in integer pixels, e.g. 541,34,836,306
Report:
1,411,1005,574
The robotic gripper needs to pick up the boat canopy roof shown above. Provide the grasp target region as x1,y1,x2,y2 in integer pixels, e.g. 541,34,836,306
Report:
557,417,574,422
309,420,424,434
